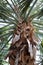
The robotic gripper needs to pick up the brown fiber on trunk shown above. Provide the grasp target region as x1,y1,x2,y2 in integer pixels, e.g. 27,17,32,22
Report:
5,21,39,65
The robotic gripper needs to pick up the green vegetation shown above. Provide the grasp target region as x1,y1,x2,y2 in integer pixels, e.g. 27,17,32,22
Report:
0,0,43,65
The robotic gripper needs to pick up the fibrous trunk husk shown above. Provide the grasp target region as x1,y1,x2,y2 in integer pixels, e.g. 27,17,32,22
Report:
5,21,39,65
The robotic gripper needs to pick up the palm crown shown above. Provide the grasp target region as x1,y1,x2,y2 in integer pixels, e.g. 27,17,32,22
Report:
0,0,43,65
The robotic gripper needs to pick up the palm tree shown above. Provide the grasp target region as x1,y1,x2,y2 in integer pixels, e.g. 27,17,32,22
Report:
0,0,43,65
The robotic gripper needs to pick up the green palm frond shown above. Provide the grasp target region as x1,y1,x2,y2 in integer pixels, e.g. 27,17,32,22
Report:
18,0,43,19
18,0,33,16
39,40,43,65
